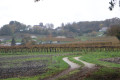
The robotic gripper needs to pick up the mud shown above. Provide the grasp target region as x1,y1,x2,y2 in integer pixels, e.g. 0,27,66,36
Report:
100,57,120,64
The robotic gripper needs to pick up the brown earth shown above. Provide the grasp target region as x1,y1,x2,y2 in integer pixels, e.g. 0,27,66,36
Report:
100,57,120,64
0,55,51,79
57,66,100,80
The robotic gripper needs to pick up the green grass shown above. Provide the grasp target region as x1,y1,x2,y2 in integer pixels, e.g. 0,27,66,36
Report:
0,51,80,55
0,57,49,63
56,55,84,80
80,51,120,67
68,56,84,67
1,51,120,80
85,67,120,80
0,55,72,80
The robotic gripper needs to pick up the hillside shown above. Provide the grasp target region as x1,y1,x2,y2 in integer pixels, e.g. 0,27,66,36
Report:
55,17,120,37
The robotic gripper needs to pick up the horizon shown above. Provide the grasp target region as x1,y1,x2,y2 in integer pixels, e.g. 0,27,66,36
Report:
0,0,120,28
0,17,119,29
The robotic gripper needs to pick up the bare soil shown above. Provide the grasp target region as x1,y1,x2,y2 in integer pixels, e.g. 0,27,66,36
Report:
58,66,100,80
100,57,120,64
0,53,77,79
0,55,51,79
45,57,80,80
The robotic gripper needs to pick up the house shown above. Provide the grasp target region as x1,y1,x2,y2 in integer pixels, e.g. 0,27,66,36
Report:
99,27,108,32
0,38,5,42
56,36,66,38
31,36,37,39
16,42,21,45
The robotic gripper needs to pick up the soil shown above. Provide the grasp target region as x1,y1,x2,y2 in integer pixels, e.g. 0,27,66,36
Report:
0,55,51,79
0,53,77,79
45,57,80,80
0,65,48,79
58,66,100,80
45,56,96,80
100,57,120,64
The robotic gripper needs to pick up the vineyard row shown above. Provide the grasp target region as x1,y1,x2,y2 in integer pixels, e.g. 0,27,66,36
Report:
0,44,120,53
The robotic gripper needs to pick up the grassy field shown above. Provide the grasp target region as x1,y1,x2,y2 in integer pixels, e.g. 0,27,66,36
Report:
85,67,120,80
0,53,80,80
0,51,120,80
71,51,120,80
80,51,120,67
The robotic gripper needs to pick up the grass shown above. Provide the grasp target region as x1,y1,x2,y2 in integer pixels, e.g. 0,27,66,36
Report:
85,67,120,80
79,51,120,80
1,51,120,80
56,55,84,80
0,51,80,55
0,57,49,63
80,51,120,67
68,56,84,67
0,54,76,80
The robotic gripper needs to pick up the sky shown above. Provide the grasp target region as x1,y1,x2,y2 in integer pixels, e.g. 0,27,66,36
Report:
0,0,120,28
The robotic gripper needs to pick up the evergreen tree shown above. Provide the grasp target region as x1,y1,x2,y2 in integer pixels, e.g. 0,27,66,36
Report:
11,37,16,46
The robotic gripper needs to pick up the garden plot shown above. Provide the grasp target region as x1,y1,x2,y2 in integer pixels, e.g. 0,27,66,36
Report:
0,55,52,79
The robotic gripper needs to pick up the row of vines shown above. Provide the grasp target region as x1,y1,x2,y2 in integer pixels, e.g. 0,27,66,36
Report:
0,42,120,53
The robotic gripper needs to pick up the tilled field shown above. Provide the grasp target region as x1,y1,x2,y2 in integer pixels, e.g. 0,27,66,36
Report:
0,55,52,79
100,57,120,64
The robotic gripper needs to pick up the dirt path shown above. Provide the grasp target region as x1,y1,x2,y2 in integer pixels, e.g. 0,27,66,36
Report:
46,57,80,80
74,56,95,68
46,56,95,80
63,57,80,69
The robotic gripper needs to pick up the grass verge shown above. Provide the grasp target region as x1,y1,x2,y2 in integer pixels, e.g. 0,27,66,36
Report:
85,67,120,80
80,51,120,67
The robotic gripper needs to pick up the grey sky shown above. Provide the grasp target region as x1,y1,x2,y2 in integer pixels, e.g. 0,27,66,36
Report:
0,0,120,28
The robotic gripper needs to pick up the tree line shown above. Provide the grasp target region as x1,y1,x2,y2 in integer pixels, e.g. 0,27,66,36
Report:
0,18,120,38
55,17,120,37
0,21,54,36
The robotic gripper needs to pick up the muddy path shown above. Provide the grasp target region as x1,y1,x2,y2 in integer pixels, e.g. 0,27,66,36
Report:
46,56,96,80
74,56,95,68
46,57,80,80
57,56,97,80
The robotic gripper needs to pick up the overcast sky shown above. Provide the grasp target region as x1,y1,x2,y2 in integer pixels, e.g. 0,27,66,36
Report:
0,0,120,28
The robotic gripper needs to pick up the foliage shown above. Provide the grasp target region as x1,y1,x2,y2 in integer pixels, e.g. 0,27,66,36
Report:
34,0,120,11
107,25,120,40
0,18,120,37
109,0,120,10
55,17,120,37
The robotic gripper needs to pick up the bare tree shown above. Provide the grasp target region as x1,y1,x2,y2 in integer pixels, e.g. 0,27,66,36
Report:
34,0,40,2
34,0,120,11
109,0,120,10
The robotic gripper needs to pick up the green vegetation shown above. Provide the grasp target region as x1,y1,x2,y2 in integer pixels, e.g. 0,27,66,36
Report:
0,51,80,55
80,51,120,67
85,67,120,80
0,54,79,80
0,51,120,80
68,56,84,67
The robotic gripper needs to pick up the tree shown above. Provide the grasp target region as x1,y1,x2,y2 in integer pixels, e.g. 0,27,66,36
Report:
11,37,16,46
107,25,120,40
34,0,40,2
0,25,12,36
109,0,120,10
45,23,54,29
34,0,120,11
21,35,31,45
